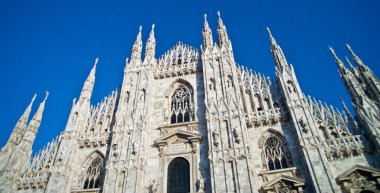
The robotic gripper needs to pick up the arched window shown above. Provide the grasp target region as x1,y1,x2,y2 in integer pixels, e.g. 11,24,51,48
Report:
170,84,194,124
167,157,190,193
82,154,103,189
262,135,289,171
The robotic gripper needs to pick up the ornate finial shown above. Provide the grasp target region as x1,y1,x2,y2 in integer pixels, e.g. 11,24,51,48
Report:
266,27,277,45
346,44,355,55
139,25,142,32
329,47,345,70
266,27,272,36
44,91,49,101
217,10,221,17
31,93,37,104
94,57,98,66
152,23,155,29
329,46,338,59
204,13,207,20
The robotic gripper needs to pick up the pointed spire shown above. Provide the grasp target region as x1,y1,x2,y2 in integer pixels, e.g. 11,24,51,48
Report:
31,92,48,124
266,27,277,46
7,94,37,145
25,91,48,136
79,58,97,102
329,47,347,73
267,27,289,70
346,44,366,69
202,13,213,49
144,24,156,60
216,11,230,47
131,26,143,61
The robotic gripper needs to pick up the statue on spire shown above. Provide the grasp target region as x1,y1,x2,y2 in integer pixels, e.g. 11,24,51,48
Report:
131,26,143,62
267,28,289,71
329,47,347,72
346,44,367,69
266,27,277,46
144,24,156,61
216,11,230,47
202,13,213,49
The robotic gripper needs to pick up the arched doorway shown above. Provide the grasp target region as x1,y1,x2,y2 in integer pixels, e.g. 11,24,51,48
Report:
167,157,190,193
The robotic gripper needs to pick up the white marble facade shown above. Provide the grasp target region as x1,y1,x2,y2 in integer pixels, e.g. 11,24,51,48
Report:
1,12,380,193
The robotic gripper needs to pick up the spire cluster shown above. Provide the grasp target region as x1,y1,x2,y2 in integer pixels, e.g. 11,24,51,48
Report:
201,11,232,50
329,45,380,105
128,24,157,66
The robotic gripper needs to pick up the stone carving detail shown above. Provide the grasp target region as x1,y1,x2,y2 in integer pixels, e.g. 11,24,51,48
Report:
237,66,285,127
336,165,380,192
154,42,200,79
78,90,118,148
17,135,61,190
307,96,351,140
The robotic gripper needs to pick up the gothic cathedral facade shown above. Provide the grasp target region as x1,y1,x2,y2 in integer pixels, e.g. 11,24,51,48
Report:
1,12,380,193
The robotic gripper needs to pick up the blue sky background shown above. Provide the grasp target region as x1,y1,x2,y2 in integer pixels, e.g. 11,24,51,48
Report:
0,0,379,152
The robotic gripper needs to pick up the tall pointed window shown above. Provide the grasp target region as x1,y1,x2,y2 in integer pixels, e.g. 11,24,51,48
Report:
82,154,103,189
262,135,289,171
170,84,194,124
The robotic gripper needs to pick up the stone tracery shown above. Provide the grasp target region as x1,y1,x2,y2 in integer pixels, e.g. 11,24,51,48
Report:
262,135,289,171
170,84,194,124
82,153,104,189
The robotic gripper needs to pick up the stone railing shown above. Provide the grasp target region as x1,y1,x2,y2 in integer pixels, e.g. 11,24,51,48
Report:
77,133,109,148
17,172,49,190
320,135,365,161
300,135,365,161
153,61,200,79
246,108,283,127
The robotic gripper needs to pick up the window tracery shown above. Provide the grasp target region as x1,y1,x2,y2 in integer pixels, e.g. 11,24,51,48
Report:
82,154,103,189
262,135,289,171
170,84,194,124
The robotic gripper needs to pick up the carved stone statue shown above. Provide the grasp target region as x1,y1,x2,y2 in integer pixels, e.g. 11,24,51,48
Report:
132,141,137,155
150,178,158,193
212,130,219,147
232,128,241,144
197,175,205,193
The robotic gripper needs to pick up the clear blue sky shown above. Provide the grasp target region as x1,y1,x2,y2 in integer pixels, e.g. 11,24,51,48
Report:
0,0,379,152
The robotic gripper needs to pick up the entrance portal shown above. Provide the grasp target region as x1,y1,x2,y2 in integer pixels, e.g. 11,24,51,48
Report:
167,157,190,193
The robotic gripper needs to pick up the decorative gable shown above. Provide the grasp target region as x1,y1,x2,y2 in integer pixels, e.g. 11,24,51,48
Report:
336,165,380,193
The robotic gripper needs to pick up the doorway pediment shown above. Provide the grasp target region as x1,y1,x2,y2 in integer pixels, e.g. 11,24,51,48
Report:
154,130,201,145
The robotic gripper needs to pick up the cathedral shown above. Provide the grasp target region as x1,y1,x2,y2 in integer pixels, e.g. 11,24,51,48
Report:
1,12,380,193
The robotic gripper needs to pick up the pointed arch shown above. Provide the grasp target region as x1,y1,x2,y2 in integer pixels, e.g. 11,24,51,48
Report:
165,78,194,98
166,79,195,124
259,129,291,171
81,151,105,189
